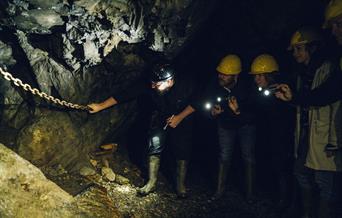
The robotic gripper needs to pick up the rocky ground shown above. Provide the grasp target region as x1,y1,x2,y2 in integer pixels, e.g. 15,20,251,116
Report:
0,125,287,218
42,155,282,218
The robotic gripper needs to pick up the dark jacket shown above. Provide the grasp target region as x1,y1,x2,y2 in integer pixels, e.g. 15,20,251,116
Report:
201,77,255,129
252,82,295,168
291,49,342,107
113,74,198,129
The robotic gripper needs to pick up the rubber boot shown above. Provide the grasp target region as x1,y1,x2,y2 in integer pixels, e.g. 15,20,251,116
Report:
137,155,160,196
212,161,229,200
245,162,256,203
300,188,313,218
176,160,188,198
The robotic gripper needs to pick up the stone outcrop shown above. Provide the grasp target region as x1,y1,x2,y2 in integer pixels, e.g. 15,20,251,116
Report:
0,143,81,218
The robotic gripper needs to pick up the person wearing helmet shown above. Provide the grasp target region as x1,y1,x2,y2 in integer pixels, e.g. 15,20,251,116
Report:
249,54,295,211
278,26,341,106
323,0,342,104
150,64,175,94
276,27,342,218
323,0,342,46
202,54,256,201
88,62,197,198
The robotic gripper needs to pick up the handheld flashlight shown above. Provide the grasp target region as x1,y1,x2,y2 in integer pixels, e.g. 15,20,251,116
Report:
258,86,279,97
204,95,231,110
205,102,212,110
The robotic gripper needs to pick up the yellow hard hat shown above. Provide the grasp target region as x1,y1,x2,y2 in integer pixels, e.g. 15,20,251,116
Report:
323,0,342,28
216,54,241,75
288,27,322,50
250,54,279,75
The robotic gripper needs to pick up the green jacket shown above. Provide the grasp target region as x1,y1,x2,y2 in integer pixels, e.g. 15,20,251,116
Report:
295,61,342,171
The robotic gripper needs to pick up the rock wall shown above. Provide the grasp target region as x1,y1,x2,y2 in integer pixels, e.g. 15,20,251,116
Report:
0,0,326,173
0,0,217,171
0,143,82,217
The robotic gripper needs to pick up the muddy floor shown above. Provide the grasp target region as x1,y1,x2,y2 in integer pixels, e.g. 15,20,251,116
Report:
0,125,290,218
43,155,287,218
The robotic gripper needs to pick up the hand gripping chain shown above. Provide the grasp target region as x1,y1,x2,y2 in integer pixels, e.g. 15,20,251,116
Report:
0,67,89,111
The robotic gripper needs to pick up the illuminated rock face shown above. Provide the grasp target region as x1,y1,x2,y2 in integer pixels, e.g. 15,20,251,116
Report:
0,143,78,217
0,0,217,170
1,0,216,66
0,143,122,217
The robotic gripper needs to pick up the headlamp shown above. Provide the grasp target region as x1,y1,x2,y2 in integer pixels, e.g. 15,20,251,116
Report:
152,78,172,91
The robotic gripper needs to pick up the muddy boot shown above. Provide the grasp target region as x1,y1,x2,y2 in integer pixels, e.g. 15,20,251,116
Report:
176,160,188,199
212,161,229,200
245,162,256,203
300,188,313,218
138,155,160,196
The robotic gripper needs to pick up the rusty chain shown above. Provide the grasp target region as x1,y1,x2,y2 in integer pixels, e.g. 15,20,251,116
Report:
0,67,89,111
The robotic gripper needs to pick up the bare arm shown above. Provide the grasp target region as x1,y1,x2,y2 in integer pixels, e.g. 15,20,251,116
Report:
167,105,195,128
88,97,118,113
178,105,195,120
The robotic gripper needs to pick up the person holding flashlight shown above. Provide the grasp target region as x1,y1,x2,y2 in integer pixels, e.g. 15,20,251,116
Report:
203,54,256,201
88,62,197,198
249,54,295,211
276,27,342,218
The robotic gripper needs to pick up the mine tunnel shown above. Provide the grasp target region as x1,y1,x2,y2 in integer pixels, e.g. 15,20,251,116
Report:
0,0,342,217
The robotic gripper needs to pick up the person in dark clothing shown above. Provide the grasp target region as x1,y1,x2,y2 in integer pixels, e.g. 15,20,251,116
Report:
276,27,342,218
88,63,196,198
202,54,256,200
249,54,295,210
